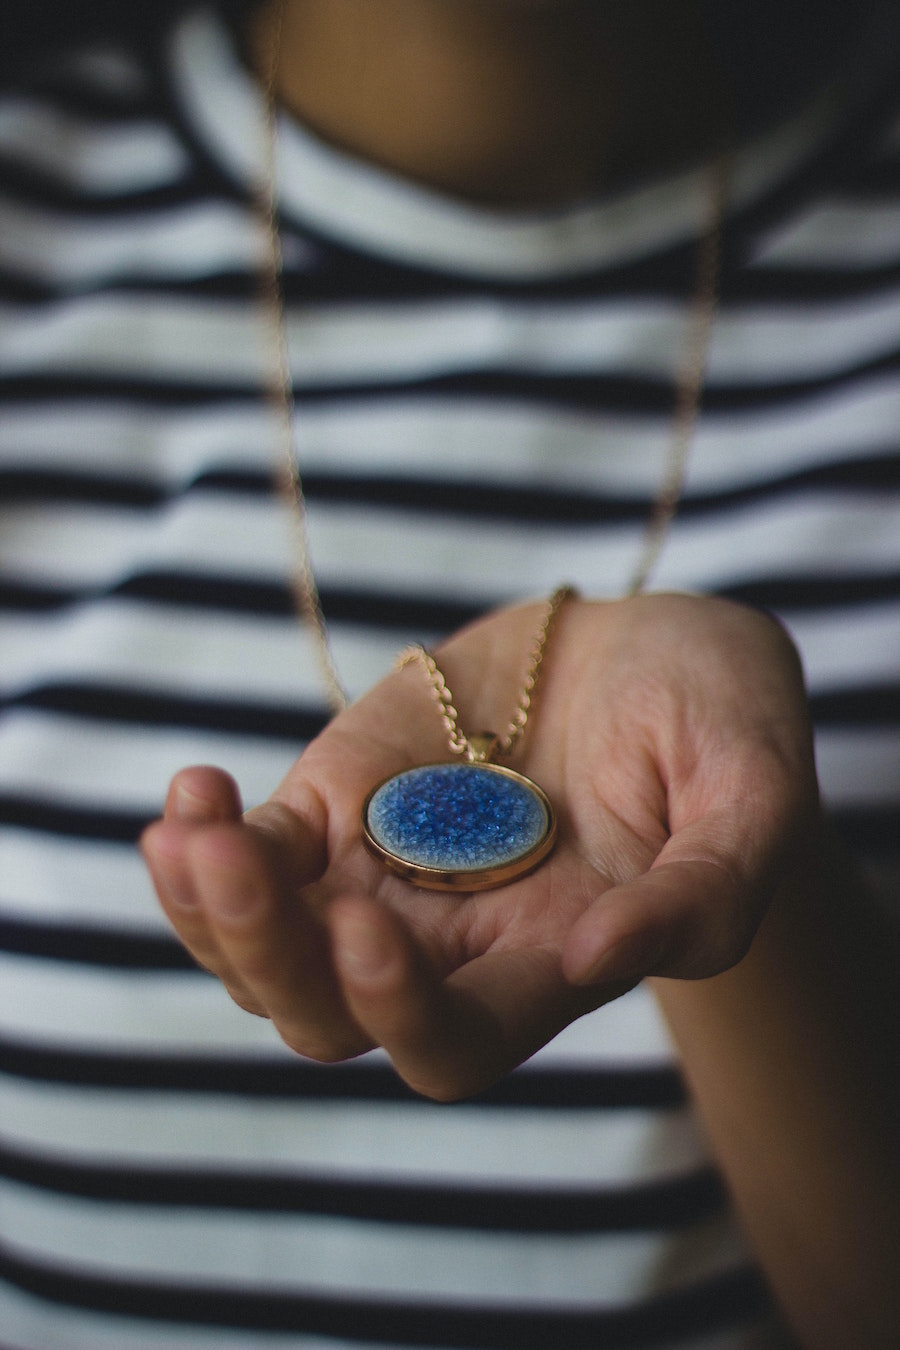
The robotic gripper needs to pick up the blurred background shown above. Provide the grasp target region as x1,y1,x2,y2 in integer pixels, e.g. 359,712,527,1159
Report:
0,0,877,129
0,1,248,86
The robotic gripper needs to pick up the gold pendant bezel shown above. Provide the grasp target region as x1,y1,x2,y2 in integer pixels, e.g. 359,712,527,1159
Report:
361,761,557,892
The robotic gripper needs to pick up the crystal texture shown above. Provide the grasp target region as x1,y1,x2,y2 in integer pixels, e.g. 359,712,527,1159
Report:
366,763,549,871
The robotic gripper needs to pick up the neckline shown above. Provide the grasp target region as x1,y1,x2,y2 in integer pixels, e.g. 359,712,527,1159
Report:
169,6,861,280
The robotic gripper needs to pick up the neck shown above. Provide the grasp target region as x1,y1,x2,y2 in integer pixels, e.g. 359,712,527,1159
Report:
245,0,731,207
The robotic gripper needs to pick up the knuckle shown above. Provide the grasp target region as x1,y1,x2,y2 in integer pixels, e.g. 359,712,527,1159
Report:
278,1025,368,1063
221,980,269,1018
405,1069,482,1104
228,949,273,984
181,940,231,981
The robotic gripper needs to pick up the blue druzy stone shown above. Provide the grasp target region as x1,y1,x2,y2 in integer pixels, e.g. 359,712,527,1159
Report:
366,763,549,872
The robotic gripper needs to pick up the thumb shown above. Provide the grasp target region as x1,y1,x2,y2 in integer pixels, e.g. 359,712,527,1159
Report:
561,813,799,987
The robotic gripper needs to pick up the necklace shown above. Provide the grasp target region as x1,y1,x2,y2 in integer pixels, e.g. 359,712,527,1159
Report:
362,584,573,890
255,4,729,891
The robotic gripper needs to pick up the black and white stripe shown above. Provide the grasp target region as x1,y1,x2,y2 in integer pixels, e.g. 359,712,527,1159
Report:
0,5,897,1347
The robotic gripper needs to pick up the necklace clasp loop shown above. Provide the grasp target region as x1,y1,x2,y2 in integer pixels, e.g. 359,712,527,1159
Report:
466,732,500,764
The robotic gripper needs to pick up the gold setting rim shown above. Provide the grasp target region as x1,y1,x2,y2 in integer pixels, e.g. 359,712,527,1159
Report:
361,761,558,892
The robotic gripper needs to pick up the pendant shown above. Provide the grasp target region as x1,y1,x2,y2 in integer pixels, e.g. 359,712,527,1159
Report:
362,758,556,891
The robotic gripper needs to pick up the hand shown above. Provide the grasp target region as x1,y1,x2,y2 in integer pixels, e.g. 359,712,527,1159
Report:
141,593,818,1100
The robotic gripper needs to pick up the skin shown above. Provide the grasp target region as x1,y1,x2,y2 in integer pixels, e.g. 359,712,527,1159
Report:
142,5,900,1344
143,596,900,1345
144,594,818,1088
243,0,733,205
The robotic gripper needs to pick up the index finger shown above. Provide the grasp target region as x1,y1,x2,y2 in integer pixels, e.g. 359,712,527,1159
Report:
330,895,630,1101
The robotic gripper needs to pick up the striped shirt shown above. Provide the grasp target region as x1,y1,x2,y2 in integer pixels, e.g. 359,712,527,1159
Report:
0,6,898,1347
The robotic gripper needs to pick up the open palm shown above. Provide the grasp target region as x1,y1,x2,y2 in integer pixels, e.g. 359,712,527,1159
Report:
142,592,818,1100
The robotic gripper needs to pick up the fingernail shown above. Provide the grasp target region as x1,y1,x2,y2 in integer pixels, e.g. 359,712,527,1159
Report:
572,932,662,986
336,913,394,981
173,782,217,823
151,856,197,912
205,876,260,922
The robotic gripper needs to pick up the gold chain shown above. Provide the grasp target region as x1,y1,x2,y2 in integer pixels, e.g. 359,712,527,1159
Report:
624,151,729,596
255,1,729,750
396,585,576,762
256,0,349,714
